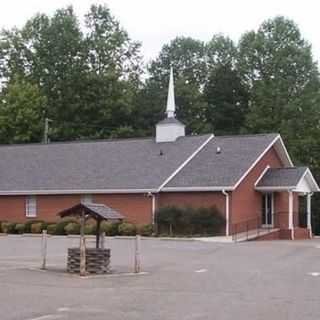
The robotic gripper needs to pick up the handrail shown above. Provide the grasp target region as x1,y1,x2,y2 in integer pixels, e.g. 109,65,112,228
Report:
230,211,299,242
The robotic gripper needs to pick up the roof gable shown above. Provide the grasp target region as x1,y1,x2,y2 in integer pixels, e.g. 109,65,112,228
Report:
256,167,319,192
163,133,282,191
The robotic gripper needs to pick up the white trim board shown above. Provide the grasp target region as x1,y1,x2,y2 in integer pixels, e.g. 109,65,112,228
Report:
233,135,293,190
254,165,270,187
157,134,214,192
0,188,158,195
161,186,233,192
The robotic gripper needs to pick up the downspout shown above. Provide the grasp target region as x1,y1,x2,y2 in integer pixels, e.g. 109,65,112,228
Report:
148,192,156,225
307,192,314,238
288,190,294,240
222,190,230,236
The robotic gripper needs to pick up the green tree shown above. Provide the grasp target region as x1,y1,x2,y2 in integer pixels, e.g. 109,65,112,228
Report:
0,4,142,142
204,35,248,135
138,37,208,135
0,77,46,143
148,37,206,88
238,16,320,158
204,65,249,135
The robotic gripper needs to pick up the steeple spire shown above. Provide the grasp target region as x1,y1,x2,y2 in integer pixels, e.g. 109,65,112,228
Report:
166,67,175,118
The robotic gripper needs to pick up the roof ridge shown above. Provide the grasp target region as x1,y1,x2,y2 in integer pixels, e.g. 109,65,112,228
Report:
0,133,212,149
213,133,279,139
269,167,308,170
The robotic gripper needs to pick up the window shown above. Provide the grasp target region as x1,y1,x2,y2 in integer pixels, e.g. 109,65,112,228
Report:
81,194,93,204
26,196,37,218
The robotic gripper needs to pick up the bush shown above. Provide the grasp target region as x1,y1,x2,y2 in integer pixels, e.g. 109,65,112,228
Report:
191,207,225,235
118,222,136,236
31,222,43,234
15,223,25,234
47,224,57,235
1,222,16,234
84,223,96,235
24,220,45,233
64,222,80,235
138,224,154,236
156,206,186,235
55,219,78,235
156,206,225,236
100,221,120,236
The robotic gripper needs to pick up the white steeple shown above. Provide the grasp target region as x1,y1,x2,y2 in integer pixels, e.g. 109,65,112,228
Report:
166,67,175,118
155,67,185,143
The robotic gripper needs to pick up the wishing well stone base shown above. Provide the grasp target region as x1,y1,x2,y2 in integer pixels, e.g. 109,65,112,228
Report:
67,248,111,274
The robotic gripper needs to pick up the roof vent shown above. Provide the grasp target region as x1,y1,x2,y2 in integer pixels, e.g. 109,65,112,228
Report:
216,146,221,154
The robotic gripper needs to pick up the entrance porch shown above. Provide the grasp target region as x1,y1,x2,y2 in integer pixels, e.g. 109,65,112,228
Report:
255,167,319,240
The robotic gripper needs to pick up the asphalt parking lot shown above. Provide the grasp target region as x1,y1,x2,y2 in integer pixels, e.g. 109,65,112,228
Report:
0,235,320,320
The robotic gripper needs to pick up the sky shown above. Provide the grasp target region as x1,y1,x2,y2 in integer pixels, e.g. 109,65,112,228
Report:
0,0,320,64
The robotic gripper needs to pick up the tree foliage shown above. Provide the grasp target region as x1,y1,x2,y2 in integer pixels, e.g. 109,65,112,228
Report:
238,17,320,163
0,77,46,143
0,4,141,141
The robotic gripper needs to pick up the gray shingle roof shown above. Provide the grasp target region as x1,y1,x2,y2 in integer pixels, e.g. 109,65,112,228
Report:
59,202,124,221
0,134,211,192
165,133,279,189
256,167,308,188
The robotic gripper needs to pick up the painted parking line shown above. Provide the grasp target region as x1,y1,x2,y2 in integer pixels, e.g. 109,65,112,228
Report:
308,272,320,277
195,269,208,273
26,314,63,320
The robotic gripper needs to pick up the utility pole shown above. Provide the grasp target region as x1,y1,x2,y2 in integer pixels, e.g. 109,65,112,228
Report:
43,118,52,144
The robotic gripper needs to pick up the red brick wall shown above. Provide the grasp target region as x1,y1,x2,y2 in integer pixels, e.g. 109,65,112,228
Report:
158,192,226,216
0,193,152,224
0,196,26,223
231,147,282,225
230,146,299,230
94,194,152,224
0,192,226,226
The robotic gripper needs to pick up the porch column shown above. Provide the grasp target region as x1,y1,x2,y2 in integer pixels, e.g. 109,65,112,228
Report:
307,193,313,238
288,191,294,240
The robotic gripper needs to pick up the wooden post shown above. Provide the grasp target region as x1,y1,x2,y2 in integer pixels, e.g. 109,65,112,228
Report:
134,235,141,273
41,230,47,270
96,219,101,249
79,210,86,276
100,232,106,249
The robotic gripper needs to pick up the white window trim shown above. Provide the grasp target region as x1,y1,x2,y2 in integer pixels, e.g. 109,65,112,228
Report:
26,195,37,218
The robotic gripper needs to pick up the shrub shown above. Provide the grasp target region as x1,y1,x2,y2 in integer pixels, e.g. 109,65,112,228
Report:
15,223,25,234
100,221,120,236
156,206,185,235
118,222,136,236
138,224,154,236
24,220,45,233
84,223,96,235
156,205,225,236
191,206,225,235
1,222,16,234
64,222,80,235
47,224,57,235
31,222,43,234
55,219,78,235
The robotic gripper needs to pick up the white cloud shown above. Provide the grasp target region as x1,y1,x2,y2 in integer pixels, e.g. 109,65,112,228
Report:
1,0,319,63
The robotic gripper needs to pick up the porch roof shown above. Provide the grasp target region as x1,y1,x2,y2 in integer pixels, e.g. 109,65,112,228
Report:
255,167,319,193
